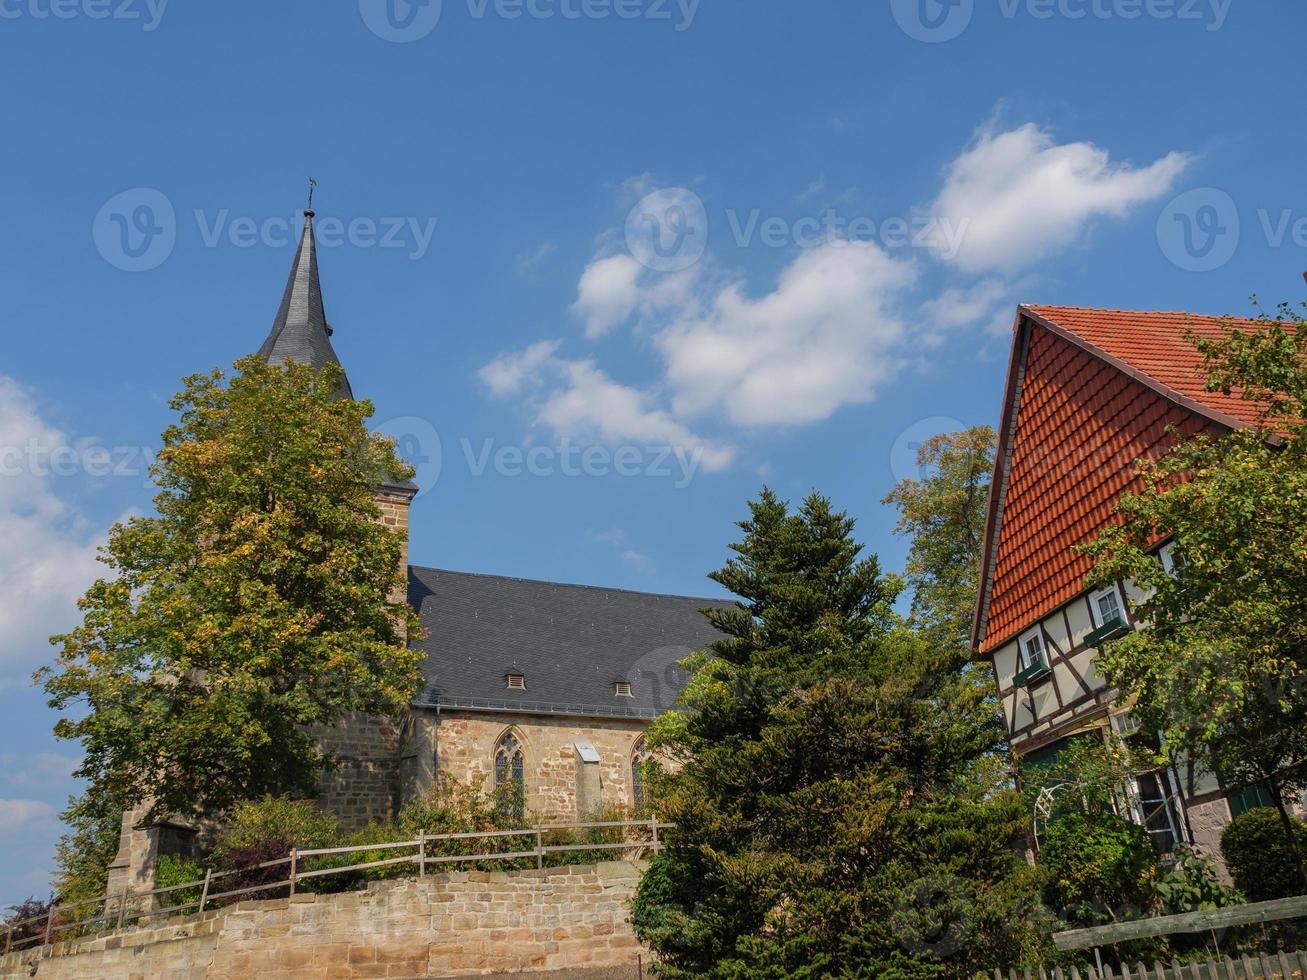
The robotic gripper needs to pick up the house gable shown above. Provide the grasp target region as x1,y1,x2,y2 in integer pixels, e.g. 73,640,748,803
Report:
973,311,1231,655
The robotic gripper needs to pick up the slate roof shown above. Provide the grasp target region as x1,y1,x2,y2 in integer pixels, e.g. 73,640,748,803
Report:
972,305,1273,655
407,565,733,719
257,211,353,400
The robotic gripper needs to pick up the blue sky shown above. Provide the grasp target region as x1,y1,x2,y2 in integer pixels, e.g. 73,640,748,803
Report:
0,0,1303,903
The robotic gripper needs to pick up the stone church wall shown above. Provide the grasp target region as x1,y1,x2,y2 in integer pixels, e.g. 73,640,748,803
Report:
0,862,649,979
425,710,651,820
313,712,404,830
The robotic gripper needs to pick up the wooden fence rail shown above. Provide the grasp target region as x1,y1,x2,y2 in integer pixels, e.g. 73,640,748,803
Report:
0,817,672,957
1054,897,1307,952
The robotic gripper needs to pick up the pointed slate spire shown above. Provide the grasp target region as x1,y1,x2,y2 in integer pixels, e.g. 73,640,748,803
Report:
257,209,354,400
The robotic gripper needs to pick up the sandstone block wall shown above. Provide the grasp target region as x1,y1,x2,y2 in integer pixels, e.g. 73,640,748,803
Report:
0,861,648,979
429,711,650,820
314,712,404,830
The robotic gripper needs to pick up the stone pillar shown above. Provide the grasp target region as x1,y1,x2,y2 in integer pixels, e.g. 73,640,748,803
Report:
574,741,603,820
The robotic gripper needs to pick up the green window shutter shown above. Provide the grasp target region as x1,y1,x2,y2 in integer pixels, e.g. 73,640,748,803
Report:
1227,781,1274,818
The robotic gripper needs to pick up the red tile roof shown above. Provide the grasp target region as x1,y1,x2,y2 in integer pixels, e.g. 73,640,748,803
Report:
972,306,1271,655
1024,306,1269,428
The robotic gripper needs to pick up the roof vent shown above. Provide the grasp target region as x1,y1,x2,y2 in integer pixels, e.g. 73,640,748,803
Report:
506,673,526,690
614,681,633,698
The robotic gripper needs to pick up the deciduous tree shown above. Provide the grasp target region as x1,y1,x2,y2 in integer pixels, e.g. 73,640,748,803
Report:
41,357,422,823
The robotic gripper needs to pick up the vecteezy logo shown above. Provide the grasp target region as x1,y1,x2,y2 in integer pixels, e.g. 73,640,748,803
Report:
92,188,177,272
889,416,965,484
1156,187,1240,273
376,416,442,496
891,0,973,43
358,0,442,42
624,187,709,273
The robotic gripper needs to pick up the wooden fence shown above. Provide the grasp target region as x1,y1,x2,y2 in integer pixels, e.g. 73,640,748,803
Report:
995,895,1307,980
0,817,671,958
993,951,1307,979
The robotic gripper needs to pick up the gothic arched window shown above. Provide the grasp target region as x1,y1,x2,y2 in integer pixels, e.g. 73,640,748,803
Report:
494,731,525,820
631,735,653,811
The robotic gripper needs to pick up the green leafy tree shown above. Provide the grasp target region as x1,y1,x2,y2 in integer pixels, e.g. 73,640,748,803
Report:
634,490,1046,978
883,426,996,658
41,357,422,824
1039,812,1158,927
50,793,124,906
1080,304,1307,889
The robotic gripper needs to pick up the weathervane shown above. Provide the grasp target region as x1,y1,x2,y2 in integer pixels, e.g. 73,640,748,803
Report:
306,177,317,215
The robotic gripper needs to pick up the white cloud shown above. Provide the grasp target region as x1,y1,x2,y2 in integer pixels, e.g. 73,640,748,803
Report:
928,122,1191,273
0,377,104,674
572,255,644,338
0,799,55,834
657,242,918,426
921,278,1016,337
515,241,556,272
478,340,561,396
479,348,735,472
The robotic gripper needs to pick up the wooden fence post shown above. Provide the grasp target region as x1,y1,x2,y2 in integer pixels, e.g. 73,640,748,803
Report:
116,890,128,930
198,869,212,915
651,816,660,854
418,833,426,877
535,828,544,870
4,922,12,956
289,849,298,897
43,903,55,956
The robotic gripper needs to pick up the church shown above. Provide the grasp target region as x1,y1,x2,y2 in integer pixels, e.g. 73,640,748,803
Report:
107,209,728,892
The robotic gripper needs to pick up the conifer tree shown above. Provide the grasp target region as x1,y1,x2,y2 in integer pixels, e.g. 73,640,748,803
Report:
634,490,1045,978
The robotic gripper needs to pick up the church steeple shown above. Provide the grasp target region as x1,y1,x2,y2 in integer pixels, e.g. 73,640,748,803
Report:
257,208,353,400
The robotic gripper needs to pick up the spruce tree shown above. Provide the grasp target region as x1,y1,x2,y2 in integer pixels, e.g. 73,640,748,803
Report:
634,490,1045,978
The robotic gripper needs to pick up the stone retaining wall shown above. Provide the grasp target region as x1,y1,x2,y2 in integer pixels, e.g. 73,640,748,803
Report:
0,861,648,979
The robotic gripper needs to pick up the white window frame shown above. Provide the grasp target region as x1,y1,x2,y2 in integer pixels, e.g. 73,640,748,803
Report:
1123,766,1189,853
1158,542,1179,575
1017,626,1048,674
1089,584,1126,628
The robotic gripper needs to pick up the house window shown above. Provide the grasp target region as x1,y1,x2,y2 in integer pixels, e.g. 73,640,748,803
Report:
614,681,633,698
631,735,652,810
506,673,526,690
494,731,526,820
1018,627,1047,674
1090,585,1125,628
1130,768,1187,854
1159,542,1182,575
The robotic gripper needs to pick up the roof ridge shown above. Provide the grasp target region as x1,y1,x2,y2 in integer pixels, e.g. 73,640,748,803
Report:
407,563,732,605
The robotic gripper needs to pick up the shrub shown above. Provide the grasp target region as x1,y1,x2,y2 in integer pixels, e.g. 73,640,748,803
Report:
1153,845,1242,914
1039,812,1159,927
1221,807,1307,902
4,897,53,944
153,854,205,911
211,797,341,900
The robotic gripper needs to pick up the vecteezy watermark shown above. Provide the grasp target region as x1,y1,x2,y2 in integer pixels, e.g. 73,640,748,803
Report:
374,417,711,492
0,0,169,30
1156,188,1307,273
460,437,707,488
889,417,967,484
93,188,440,271
93,188,177,272
625,188,710,273
0,437,156,485
624,187,968,272
725,208,969,259
359,0,698,42
893,0,1231,43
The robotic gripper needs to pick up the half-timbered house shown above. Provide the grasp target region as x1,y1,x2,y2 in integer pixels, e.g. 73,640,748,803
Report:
971,304,1278,859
